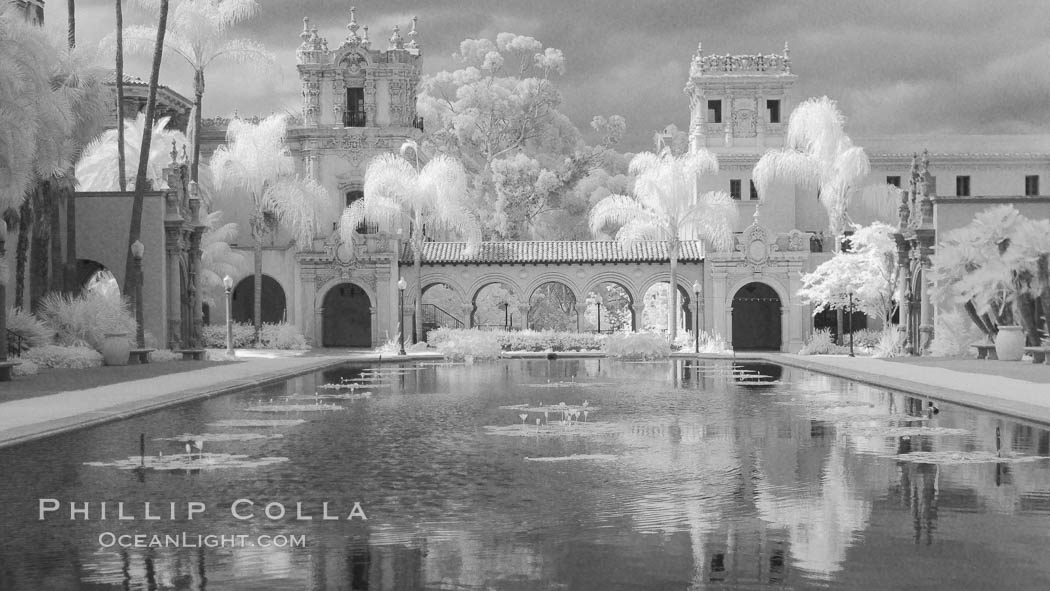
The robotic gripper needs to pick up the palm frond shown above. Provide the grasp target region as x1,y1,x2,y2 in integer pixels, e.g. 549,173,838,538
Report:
849,183,902,225
205,37,274,70
681,190,739,251
752,149,821,199
589,194,648,236
263,176,330,248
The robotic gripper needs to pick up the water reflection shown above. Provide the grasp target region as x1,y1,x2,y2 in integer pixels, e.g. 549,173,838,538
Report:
0,359,1048,589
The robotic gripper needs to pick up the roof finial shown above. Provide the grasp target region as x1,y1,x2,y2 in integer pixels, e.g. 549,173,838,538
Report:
389,24,403,49
361,25,370,49
753,201,761,223
407,16,419,49
170,140,178,164
300,17,311,44
347,6,359,39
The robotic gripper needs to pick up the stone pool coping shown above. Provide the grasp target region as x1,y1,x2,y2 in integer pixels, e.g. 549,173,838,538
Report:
758,353,1050,426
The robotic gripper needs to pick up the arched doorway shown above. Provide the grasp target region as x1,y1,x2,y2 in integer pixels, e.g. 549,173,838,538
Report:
528,282,577,331
732,282,782,351
231,275,286,324
323,283,371,347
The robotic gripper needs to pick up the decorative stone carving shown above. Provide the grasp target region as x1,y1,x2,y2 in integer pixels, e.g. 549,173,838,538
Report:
735,209,778,270
785,229,810,252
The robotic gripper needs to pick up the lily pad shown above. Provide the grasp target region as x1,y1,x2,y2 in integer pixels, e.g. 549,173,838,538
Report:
245,404,345,413
484,423,621,438
285,392,373,401
880,451,1047,465
207,419,307,428
85,452,289,471
525,454,619,462
153,433,284,442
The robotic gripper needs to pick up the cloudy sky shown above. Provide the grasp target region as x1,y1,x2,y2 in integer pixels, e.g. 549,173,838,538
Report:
47,0,1050,152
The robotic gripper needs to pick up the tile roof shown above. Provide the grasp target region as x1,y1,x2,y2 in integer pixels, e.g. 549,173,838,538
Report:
402,241,705,265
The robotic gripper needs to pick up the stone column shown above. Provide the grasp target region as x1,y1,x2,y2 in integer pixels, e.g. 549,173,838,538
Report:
711,271,728,340
369,305,377,347
165,229,183,350
631,304,645,332
458,302,474,329
575,302,590,332
515,303,531,331
188,227,204,348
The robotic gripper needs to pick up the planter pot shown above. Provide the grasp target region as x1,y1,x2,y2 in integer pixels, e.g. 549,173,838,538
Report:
101,333,131,366
994,325,1025,361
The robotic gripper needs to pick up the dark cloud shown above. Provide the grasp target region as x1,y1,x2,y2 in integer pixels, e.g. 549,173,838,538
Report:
50,0,1050,152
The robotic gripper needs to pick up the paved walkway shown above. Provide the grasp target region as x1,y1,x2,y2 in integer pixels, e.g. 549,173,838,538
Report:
0,350,436,450
765,354,1050,425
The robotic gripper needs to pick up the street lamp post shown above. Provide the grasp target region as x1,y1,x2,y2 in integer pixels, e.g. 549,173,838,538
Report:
692,279,702,354
131,241,145,350
848,292,856,357
223,275,235,358
397,277,407,356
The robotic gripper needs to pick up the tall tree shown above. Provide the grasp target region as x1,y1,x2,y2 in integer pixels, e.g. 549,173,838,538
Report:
0,5,75,369
120,0,274,182
115,0,127,192
417,32,623,240
123,0,168,296
590,150,737,341
76,113,192,191
341,142,482,343
210,114,327,343
752,96,899,239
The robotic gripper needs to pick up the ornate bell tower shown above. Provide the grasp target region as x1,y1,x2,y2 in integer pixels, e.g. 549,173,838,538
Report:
684,43,796,152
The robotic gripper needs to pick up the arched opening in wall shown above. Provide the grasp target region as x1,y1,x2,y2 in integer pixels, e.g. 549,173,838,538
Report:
732,282,782,351
527,282,578,331
583,282,634,333
420,283,466,340
80,261,120,302
641,283,692,335
231,275,286,325
322,283,371,347
472,283,520,330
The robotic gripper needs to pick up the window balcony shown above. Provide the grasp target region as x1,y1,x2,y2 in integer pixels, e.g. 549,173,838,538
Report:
343,110,366,128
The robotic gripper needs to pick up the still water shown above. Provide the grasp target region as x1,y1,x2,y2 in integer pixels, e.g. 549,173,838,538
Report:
0,359,1048,590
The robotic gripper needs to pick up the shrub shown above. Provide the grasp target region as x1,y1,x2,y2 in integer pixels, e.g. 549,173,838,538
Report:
799,328,851,355
929,310,989,357
604,332,671,360
12,359,40,376
872,326,906,358
258,322,309,350
24,345,104,369
201,322,308,350
430,329,502,361
38,291,137,351
150,349,182,362
201,322,254,349
672,330,732,354
6,308,55,351
850,328,883,350
428,328,606,353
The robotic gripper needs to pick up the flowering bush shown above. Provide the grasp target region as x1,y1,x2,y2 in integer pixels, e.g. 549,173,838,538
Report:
604,332,670,360
929,310,988,357
12,359,40,376
24,345,104,369
201,322,307,349
799,329,851,355
672,330,732,354
850,328,884,350
37,291,137,351
428,328,606,353
150,349,182,362
6,308,55,352
430,329,501,361
872,326,905,358
258,322,309,350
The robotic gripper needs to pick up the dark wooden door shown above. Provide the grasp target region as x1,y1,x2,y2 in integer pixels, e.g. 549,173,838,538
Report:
732,282,782,350
323,283,371,347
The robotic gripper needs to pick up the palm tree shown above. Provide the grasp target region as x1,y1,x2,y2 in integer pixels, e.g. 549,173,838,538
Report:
120,0,273,182
199,209,249,309
752,96,899,239
340,142,482,343
0,5,75,369
76,113,192,191
210,114,328,344
115,0,127,192
589,150,737,342
123,0,168,296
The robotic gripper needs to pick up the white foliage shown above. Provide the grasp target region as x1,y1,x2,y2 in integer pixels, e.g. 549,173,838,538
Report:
797,222,899,321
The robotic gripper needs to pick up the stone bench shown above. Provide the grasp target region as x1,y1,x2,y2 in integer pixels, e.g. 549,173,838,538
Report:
0,360,21,381
176,349,207,361
971,343,997,360
1023,346,1050,365
129,348,155,364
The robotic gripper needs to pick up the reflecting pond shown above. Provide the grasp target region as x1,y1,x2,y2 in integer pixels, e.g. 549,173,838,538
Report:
0,359,1048,590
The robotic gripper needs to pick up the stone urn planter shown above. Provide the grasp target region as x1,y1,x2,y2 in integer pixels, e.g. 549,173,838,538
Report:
101,333,131,366
994,325,1025,361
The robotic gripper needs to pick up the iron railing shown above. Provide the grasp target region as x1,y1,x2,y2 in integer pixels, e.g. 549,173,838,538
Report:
422,304,464,329
6,329,26,357
343,110,366,127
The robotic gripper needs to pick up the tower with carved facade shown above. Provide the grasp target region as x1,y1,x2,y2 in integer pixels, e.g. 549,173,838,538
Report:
684,43,796,152
292,6,423,222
